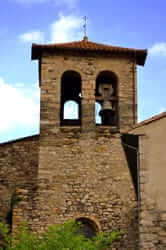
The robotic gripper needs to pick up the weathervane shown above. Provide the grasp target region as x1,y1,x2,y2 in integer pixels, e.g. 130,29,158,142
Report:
83,16,88,38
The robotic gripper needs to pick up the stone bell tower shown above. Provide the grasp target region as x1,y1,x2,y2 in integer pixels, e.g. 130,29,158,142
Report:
30,37,147,248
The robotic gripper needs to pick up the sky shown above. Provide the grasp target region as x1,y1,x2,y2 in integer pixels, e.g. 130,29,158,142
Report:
0,0,166,143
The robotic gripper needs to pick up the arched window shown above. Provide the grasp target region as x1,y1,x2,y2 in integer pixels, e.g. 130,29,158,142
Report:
95,71,118,126
76,217,100,238
60,71,82,126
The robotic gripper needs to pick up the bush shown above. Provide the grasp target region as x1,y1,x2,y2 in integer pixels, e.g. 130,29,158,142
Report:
0,221,123,250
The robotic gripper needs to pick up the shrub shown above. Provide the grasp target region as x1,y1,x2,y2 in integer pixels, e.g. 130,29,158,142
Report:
0,220,123,250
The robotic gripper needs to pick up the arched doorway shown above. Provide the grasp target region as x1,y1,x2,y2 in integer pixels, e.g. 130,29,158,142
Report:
76,217,100,238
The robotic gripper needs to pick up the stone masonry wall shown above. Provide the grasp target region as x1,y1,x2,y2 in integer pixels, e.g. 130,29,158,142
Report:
32,128,137,249
139,135,166,250
0,136,39,225
131,117,166,250
39,52,137,132
25,52,139,249
8,51,139,249
138,135,166,250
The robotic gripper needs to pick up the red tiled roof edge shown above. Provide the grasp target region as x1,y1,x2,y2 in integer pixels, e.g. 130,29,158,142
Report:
31,38,147,66
126,111,166,133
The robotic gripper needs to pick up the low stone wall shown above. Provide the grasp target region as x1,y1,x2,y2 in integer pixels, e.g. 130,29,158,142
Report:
0,135,39,225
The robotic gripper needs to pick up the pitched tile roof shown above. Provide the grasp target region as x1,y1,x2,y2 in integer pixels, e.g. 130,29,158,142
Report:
127,111,166,132
0,134,39,146
32,36,147,65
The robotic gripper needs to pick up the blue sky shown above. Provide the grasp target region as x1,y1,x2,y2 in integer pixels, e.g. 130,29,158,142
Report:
0,0,166,142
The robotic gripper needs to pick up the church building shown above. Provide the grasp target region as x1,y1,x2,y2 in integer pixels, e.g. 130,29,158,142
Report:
0,36,166,249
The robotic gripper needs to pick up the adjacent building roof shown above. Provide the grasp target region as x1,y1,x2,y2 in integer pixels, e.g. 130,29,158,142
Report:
0,134,39,146
1,112,166,145
127,111,166,132
32,36,147,66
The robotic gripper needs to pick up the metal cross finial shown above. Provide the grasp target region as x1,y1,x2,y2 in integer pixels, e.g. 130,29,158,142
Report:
83,16,88,38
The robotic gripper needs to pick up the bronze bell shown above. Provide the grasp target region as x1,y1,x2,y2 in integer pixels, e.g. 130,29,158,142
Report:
98,83,115,125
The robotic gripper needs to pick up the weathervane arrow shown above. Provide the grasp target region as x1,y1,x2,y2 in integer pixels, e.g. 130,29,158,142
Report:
83,16,88,38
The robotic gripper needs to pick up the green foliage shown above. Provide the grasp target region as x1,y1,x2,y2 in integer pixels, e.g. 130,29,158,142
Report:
0,222,11,249
0,220,123,250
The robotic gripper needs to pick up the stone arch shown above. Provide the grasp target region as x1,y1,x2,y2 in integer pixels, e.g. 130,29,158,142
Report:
95,70,119,126
96,70,118,95
60,70,82,126
75,216,101,238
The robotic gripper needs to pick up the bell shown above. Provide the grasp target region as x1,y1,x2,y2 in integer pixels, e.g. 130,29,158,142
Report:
99,106,115,126
98,83,115,125
99,100,115,126
102,100,112,110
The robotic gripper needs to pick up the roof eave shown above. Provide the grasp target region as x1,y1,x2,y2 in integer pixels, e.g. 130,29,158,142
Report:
31,44,148,66
31,44,40,60
136,49,148,66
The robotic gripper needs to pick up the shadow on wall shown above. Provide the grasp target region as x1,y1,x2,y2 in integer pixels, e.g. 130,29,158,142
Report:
121,133,138,199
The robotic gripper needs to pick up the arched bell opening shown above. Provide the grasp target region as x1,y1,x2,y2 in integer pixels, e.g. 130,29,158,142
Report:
95,71,118,126
76,217,100,238
60,71,82,126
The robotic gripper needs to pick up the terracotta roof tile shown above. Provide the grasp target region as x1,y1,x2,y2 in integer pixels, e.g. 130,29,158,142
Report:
126,111,166,133
32,37,147,65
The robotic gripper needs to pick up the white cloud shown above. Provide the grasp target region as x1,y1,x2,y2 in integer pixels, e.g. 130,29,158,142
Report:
50,13,82,43
19,14,83,44
0,77,40,132
19,31,44,43
149,42,166,56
